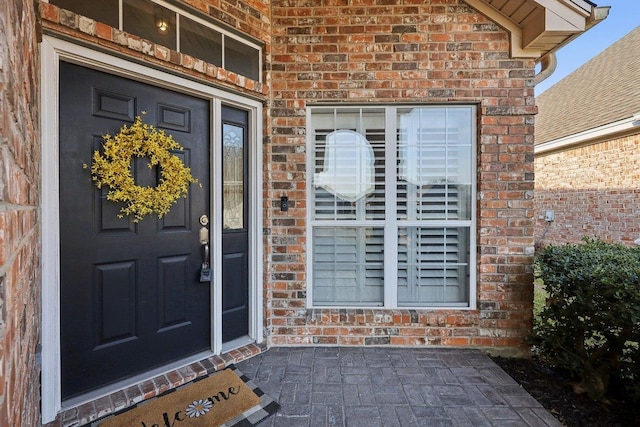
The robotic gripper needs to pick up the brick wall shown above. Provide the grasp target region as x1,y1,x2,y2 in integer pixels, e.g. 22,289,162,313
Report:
535,134,640,246
0,1,42,426
266,0,536,353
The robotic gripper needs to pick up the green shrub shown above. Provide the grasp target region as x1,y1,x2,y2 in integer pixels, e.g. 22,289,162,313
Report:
533,277,547,319
531,238,640,401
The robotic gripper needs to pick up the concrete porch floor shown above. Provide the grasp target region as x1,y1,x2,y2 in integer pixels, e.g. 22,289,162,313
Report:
236,347,562,427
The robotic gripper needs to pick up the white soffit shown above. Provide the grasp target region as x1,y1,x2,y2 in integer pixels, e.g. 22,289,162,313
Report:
463,0,595,58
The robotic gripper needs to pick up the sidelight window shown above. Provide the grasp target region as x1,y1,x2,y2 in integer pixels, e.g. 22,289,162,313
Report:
308,106,476,308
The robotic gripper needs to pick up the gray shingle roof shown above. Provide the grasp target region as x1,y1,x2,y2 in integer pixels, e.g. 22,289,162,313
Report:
535,25,640,145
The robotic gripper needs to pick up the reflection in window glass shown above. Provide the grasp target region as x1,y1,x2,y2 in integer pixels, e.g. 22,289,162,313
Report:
314,130,374,202
50,0,119,27
223,124,244,230
181,16,222,67
311,108,386,222
225,37,260,81
123,0,176,50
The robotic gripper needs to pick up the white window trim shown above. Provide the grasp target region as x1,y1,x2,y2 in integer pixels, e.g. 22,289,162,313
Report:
40,36,263,423
306,105,477,311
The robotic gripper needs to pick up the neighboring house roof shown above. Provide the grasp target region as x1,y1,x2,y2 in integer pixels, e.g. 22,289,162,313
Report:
535,25,640,149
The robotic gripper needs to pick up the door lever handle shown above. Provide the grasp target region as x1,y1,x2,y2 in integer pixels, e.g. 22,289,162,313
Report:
202,243,210,265
199,243,211,283
199,226,210,265
199,224,211,282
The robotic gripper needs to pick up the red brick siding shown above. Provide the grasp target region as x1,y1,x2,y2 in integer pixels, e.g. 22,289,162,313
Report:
0,1,42,426
266,0,536,353
535,134,640,246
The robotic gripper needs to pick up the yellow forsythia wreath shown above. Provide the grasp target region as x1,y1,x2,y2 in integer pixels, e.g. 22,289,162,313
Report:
90,116,198,222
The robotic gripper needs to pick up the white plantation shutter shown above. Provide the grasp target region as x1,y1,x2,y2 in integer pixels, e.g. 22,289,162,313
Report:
396,107,473,306
313,227,384,305
397,108,472,221
311,109,386,305
397,227,470,306
309,106,475,308
313,128,359,221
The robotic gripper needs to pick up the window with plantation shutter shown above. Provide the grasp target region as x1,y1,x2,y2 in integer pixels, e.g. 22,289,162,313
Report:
308,106,475,308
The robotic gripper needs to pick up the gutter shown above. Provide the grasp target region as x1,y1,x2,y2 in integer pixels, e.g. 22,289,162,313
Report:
534,4,610,85
534,53,557,85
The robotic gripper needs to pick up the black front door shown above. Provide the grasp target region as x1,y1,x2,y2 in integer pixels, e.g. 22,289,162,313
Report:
221,105,250,343
59,62,211,399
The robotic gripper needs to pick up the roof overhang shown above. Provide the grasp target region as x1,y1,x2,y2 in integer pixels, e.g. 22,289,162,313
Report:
535,112,640,155
463,0,609,59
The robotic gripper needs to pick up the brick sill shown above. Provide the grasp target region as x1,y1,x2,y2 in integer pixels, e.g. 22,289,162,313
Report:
305,307,475,325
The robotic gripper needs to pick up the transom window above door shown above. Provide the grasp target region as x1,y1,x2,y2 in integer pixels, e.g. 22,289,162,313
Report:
49,0,262,82
308,106,477,309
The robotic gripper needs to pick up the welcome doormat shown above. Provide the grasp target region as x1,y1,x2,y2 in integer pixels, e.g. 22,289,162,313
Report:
93,366,279,427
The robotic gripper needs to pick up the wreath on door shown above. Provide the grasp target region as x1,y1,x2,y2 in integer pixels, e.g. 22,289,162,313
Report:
89,115,199,222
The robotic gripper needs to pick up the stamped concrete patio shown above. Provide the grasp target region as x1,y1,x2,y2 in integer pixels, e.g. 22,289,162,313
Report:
236,347,562,427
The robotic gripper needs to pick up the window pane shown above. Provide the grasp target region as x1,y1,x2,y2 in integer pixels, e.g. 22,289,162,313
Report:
397,107,473,220
313,227,384,306
123,0,176,50
397,227,470,306
397,182,472,221
311,108,385,221
51,0,119,27
224,36,260,81
180,16,222,67
223,123,244,230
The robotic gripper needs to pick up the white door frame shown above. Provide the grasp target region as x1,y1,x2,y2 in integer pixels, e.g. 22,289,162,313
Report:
40,36,263,423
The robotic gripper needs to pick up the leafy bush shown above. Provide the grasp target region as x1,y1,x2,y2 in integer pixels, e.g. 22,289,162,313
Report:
531,238,640,401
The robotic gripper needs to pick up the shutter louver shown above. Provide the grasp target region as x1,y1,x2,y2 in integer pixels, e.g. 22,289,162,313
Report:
313,227,384,306
310,109,386,305
397,227,470,306
396,107,473,306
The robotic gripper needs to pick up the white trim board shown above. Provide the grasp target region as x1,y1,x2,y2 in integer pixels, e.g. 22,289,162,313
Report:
535,113,640,155
40,35,263,423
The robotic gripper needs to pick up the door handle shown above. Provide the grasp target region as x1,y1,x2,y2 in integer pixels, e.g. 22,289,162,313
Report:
202,242,210,265
199,222,211,282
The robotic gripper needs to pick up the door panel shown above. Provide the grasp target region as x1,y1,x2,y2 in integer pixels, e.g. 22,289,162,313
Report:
222,106,250,343
59,62,211,399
